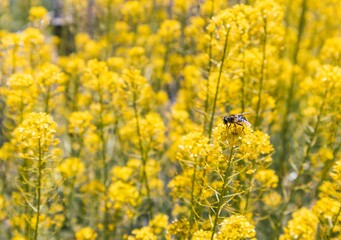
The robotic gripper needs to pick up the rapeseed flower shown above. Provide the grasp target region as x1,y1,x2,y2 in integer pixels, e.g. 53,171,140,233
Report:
280,208,318,240
75,227,97,240
0,0,340,239
216,215,256,240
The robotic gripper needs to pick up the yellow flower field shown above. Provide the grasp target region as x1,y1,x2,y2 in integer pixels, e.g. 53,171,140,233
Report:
0,0,340,239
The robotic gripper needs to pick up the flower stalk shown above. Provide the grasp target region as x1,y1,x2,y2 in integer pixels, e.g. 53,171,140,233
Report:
210,146,235,240
33,138,42,240
208,27,230,138
132,89,153,220
275,87,328,238
254,17,268,129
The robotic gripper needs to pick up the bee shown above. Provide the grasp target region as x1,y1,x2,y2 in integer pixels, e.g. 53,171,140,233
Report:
222,113,252,133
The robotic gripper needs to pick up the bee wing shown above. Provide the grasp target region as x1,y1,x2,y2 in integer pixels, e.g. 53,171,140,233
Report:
240,112,250,115
239,112,252,127
243,120,252,127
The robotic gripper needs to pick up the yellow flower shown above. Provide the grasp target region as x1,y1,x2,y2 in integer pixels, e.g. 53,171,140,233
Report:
0,32,21,48
111,165,134,182
315,65,341,89
310,147,334,167
12,112,59,157
68,111,94,135
58,55,85,76
29,6,48,22
262,191,281,207
107,57,125,72
108,180,139,208
82,59,118,93
11,235,26,240
238,130,274,162
3,73,37,113
320,37,341,63
216,215,256,240
119,112,165,152
85,59,108,77
80,180,105,195
313,197,341,222
122,68,149,94
22,27,44,46
75,33,91,50
128,46,147,67
6,72,33,89
192,230,211,240
176,132,211,165
128,226,157,240
254,169,278,188
168,169,194,200
35,63,67,98
121,1,145,24
75,227,97,240
167,219,190,238
280,208,318,240
10,214,27,231
150,214,169,234
173,0,196,13
58,157,85,179
158,20,181,43
331,159,341,182
0,142,14,161
0,194,7,221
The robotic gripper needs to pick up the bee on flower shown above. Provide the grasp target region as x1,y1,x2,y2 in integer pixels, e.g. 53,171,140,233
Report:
222,112,252,134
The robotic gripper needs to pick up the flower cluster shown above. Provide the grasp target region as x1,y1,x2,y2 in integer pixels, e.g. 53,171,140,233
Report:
12,112,59,155
216,215,256,240
280,208,319,240
0,0,341,239
10,112,61,238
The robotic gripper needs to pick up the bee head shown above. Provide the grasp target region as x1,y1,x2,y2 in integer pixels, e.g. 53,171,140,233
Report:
222,116,232,124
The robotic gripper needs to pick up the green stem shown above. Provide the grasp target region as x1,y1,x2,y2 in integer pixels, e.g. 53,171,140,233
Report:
87,0,95,37
314,132,341,199
30,45,36,70
20,90,24,123
188,157,199,233
105,1,113,58
73,76,80,111
23,160,31,239
241,47,246,113
132,90,153,219
254,17,267,129
208,27,230,138
99,112,107,184
95,77,108,184
193,2,216,226
44,87,51,114
203,0,215,134
34,139,42,240
328,206,341,237
191,25,230,231
279,0,307,179
12,46,17,74
66,176,76,227
160,44,169,93
210,146,235,240
96,82,110,240
275,87,327,238
243,165,255,214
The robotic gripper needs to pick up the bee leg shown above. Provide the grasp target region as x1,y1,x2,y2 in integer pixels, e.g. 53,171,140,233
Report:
227,123,234,134
229,124,236,135
232,123,238,135
236,122,245,134
226,123,230,131
225,123,232,134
